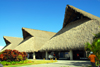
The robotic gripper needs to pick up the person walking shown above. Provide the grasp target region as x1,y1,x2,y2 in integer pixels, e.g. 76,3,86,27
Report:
88,51,99,67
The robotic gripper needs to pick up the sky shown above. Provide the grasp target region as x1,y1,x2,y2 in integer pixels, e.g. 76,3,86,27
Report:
0,0,100,50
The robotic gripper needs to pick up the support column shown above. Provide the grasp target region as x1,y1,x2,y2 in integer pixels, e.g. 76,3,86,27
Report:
70,50,73,60
45,51,48,59
86,51,87,57
58,52,60,58
33,52,35,60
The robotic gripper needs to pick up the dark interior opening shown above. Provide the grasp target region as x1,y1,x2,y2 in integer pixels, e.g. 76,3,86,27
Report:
63,6,90,28
73,50,86,60
4,38,11,46
28,52,33,59
35,52,45,59
22,29,32,39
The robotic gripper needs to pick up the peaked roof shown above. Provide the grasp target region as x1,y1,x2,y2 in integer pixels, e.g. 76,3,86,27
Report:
14,28,56,52
1,36,23,51
22,27,56,39
40,19,100,51
39,5,100,51
63,5,100,28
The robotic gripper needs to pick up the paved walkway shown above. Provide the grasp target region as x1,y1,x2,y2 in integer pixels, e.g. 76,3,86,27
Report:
20,60,91,67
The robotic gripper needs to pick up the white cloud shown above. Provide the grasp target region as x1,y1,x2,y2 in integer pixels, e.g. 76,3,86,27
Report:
0,46,4,50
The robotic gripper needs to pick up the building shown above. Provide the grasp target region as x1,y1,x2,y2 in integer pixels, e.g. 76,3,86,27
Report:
39,5,100,60
1,5,100,60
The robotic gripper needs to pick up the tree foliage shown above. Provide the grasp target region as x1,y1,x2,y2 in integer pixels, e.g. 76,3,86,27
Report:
85,35,100,60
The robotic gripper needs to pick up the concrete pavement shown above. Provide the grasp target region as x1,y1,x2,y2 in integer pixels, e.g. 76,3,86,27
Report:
20,60,91,67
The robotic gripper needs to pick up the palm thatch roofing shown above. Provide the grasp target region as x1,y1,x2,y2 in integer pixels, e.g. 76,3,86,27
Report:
63,5,100,28
1,36,23,52
14,28,56,52
39,5,100,51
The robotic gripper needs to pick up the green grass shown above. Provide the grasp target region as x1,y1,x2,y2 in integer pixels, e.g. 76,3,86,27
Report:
4,63,34,67
87,64,100,67
1,60,57,67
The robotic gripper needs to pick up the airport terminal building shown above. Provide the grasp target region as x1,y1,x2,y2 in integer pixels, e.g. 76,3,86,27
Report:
2,5,100,60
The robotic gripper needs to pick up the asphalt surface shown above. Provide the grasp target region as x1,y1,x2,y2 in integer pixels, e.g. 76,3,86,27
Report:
20,60,91,67
0,63,3,67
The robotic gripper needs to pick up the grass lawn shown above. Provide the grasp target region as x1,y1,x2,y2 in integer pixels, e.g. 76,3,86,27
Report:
3,60,57,67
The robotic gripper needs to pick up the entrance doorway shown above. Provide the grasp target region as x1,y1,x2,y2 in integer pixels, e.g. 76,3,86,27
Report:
28,52,33,59
73,50,86,60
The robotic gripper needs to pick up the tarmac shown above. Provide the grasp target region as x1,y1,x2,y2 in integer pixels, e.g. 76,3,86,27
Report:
20,60,91,67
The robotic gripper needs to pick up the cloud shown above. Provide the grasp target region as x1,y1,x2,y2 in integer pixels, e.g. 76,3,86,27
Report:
0,46,4,50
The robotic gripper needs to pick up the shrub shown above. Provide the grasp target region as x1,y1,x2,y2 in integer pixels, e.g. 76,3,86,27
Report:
16,55,23,61
0,54,4,60
0,49,27,61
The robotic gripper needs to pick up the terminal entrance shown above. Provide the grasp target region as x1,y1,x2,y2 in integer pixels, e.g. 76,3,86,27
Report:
73,50,86,60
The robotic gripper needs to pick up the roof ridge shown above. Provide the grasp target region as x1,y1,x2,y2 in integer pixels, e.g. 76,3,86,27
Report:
22,27,56,33
3,36,22,39
3,36,23,44
67,5,100,20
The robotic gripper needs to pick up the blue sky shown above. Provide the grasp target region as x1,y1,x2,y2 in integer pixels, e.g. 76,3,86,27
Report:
0,0,100,50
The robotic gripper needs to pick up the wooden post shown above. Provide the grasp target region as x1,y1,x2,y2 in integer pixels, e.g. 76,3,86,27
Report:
70,50,73,60
86,51,88,57
45,51,48,60
33,52,36,60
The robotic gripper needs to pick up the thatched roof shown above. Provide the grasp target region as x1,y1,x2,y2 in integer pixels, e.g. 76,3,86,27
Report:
14,28,56,52
63,5,100,28
1,36,23,51
39,5,100,51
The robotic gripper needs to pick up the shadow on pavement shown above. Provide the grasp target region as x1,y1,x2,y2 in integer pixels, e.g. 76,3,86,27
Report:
50,60,91,66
